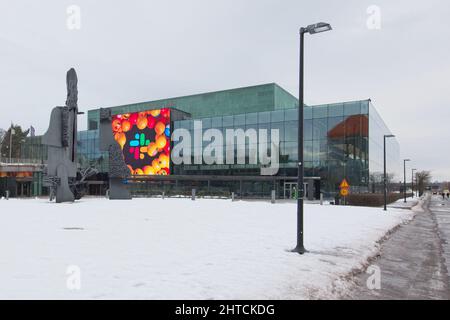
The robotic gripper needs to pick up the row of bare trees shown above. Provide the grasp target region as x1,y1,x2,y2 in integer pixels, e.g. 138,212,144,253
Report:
369,170,432,196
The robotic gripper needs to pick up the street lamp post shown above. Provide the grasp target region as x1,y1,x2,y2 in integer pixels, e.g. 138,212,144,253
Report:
403,159,411,203
383,134,395,211
293,22,332,255
412,168,417,198
416,171,419,197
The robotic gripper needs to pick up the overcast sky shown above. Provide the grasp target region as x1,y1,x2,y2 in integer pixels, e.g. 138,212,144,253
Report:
1,0,449,180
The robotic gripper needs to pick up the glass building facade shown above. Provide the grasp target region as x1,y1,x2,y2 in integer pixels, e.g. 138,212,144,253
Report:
21,83,400,198
168,100,400,196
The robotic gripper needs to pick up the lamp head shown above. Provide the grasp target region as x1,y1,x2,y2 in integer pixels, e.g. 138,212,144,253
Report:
302,22,332,35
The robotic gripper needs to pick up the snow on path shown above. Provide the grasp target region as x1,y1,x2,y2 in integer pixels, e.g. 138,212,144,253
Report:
0,198,412,299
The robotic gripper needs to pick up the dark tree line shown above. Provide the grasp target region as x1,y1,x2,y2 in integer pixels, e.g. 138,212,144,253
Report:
0,125,30,160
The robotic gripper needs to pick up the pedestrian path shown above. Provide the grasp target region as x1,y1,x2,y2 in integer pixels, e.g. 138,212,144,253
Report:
343,195,450,300
430,196,450,287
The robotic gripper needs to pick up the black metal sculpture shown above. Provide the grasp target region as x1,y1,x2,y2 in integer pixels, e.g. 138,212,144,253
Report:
99,108,132,200
42,68,92,203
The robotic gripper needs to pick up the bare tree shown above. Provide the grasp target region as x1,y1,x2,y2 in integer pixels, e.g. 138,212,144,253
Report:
386,173,396,192
369,172,382,193
416,171,432,196
369,172,396,193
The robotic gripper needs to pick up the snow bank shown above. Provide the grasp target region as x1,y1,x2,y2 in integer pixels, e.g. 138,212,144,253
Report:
0,198,412,299
387,196,419,210
411,194,430,213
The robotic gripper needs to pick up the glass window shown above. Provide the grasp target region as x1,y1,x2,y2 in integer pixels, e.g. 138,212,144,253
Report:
88,120,98,130
304,106,312,120
344,101,361,115
312,118,327,140
345,115,362,138
284,121,298,142
223,115,233,127
304,164,314,178
211,116,222,128
284,142,298,162
328,116,344,131
328,103,344,117
304,161,313,169
313,105,327,118
88,137,94,154
245,113,258,125
327,116,344,140
234,114,245,126
304,119,313,141
270,110,284,122
361,115,369,137
316,161,329,180
361,101,369,114
270,122,285,142
328,138,345,162
178,120,192,130
202,118,211,129
245,124,259,134
313,140,328,162
258,111,270,123
304,140,313,162
258,123,270,132
284,108,298,121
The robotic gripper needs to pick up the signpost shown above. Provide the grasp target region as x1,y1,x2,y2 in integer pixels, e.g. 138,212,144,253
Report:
339,179,350,204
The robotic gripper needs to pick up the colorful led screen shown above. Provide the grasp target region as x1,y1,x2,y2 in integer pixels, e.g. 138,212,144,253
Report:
112,108,171,175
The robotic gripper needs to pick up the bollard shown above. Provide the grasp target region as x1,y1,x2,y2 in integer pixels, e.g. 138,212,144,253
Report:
105,189,110,199
162,191,165,200
191,189,196,201
271,190,276,204
320,193,324,205
231,192,235,202
5,190,9,200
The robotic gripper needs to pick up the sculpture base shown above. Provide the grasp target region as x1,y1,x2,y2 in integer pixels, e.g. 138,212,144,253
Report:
108,178,132,200
55,164,75,203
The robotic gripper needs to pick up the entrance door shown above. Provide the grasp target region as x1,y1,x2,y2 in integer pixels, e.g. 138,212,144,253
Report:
16,182,32,197
284,181,315,199
284,182,298,199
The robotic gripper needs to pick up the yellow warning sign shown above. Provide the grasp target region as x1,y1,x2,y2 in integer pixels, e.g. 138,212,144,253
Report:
340,188,349,197
339,179,350,189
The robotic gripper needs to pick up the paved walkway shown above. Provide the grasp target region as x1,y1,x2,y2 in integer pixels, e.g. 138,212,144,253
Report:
343,195,450,300
431,195,450,288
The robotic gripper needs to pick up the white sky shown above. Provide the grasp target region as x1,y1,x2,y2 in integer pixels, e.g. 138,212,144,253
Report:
1,0,449,180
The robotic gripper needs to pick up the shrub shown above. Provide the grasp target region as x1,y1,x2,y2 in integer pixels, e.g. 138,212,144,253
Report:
345,193,413,207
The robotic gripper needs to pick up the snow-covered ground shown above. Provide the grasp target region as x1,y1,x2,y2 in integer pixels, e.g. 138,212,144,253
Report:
388,196,419,209
0,197,413,299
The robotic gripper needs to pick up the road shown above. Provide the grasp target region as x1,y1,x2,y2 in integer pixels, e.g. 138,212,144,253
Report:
343,195,450,300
